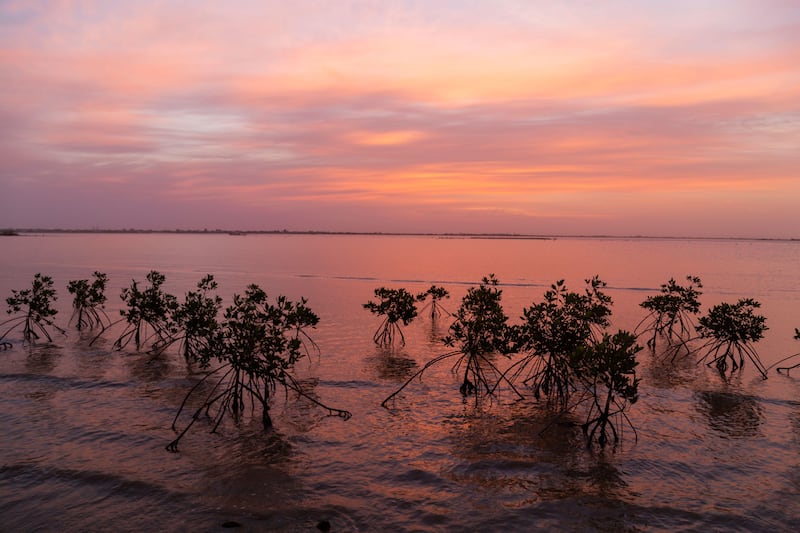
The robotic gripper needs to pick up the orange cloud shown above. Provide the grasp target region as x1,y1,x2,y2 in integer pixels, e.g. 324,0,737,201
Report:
347,130,427,146
2,1,799,236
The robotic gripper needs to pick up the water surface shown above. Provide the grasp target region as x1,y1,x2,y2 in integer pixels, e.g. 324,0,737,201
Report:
1,234,799,531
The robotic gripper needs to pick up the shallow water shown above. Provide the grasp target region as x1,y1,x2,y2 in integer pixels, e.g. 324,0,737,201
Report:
1,234,799,531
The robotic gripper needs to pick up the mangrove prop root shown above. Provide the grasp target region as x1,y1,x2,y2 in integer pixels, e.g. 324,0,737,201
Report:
381,350,462,407
768,351,800,375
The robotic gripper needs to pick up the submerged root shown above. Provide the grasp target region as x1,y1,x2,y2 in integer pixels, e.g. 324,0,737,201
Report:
167,366,351,453
773,352,800,375
777,361,800,375
697,340,767,379
372,319,406,348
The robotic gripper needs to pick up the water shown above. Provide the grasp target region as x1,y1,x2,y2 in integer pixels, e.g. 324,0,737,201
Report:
1,234,799,531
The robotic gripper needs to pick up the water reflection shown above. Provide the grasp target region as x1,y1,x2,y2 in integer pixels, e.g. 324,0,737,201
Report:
642,349,702,389
126,352,174,383
364,348,419,382
280,376,339,432
3,235,800,531
73,342,113,380
695,389,763,438
424,317,452,348
445,401,629,508
788,409,800,497
195,428,301,517
25,344,62,374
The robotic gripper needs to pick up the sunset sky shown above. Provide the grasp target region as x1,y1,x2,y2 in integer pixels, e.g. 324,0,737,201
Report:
1,1,799,237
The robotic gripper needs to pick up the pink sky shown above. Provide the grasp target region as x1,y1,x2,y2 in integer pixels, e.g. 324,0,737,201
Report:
1,1,799,237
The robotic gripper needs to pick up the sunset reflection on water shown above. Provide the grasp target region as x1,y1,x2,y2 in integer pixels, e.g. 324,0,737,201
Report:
1,233,799,531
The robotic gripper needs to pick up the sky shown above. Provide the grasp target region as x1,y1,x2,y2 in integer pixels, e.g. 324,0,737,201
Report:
1,1,799,237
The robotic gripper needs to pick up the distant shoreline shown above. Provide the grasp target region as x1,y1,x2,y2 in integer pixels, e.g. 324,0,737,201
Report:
2,228,797,242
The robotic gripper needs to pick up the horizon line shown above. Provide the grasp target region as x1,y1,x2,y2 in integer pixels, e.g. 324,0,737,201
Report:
3,228,798,242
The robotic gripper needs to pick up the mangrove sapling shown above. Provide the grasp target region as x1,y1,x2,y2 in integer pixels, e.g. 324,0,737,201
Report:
0,273,65,346
170,275,223,364
417,285,451,320
382,275,522,406
773,329,800,375
637,276,702,352
570,331,641,448
508,277,613,409
364,287,421,348
167,285,350,452
695,298,768,379
105,270,179,352
67,272,110,332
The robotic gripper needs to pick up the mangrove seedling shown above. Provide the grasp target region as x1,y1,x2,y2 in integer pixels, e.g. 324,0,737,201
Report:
382,275,521,406
695,298,768,378
773,329,800,375
417,285,451,320
167,285,350,452
637,275,702,351
106,270,178,352
67,271,110,331
571,331,641,448
508,277,613,409
0,273,65,345
364,287,421,348
170,274,223,363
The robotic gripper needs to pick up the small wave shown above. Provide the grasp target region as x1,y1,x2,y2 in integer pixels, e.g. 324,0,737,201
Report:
0,373,130,391
0,463,178,500
292,273,667,294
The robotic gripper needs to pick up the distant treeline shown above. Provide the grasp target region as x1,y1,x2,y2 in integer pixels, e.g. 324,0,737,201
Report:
2,228,798,241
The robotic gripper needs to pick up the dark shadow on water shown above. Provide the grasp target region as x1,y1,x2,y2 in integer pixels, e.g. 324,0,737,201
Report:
24,344,63,374
695,388,763,438
364,348,419,382
787,410,800,498
424,317,452,349
126,351,174,383
191,427,305,522
444,400,631,507
72,339,113,380
642,348,703,390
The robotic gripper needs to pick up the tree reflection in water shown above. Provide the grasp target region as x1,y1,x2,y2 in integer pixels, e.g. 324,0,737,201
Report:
24,344,62,374
126,351,174,383
444,401,630,508
365,349,419,382
696,390,763,438
642,349,702,390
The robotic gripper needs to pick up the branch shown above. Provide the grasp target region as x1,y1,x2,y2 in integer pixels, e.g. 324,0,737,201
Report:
381,350,462,407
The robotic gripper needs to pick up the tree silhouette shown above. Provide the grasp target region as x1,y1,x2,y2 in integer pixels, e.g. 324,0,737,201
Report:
1,273,64,347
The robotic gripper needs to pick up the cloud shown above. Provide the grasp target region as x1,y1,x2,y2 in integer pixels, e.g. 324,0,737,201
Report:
1,1,799,236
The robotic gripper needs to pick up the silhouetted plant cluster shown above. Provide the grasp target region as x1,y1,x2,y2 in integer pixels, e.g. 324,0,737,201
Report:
169,274,222,363
382,275,520,406
380,275,639,448
364,287,422,347
167,284,351,452
418,285,451,320
3,269,797,452
1,274,65,347
637,276,702,351
364,285,452,349
511,277,614,409
695,299,768,378
0,271,350,452
570,332,641,447
634,276,772,379
375,272,795,448
106,270,179,352
67,271,110,332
